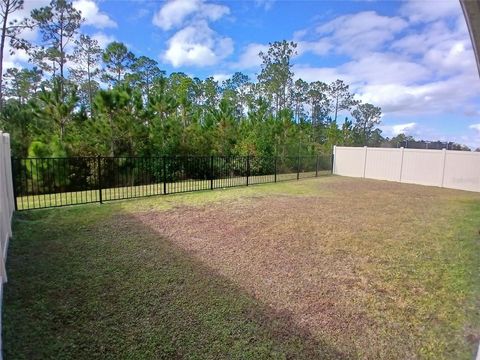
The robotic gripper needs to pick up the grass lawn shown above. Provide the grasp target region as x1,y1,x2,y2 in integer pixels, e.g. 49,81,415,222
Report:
3,176,480,359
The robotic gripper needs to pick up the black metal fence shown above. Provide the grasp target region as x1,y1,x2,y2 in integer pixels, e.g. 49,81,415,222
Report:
12,155,333,210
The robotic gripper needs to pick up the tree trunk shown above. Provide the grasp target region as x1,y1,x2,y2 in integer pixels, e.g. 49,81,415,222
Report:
109,114,114,156
146,77,150,99
334,96,339,122
59,11,65,101
60,120,65,141
363,123,367,146
0,0,10,108
87,57,93,117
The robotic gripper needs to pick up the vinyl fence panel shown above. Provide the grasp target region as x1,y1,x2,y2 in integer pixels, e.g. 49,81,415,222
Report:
333,146,367,178
443,151,480,192
0,132,13,281
0,132,14,358
364,147,403,181
400,149,445,187
333,146,480,193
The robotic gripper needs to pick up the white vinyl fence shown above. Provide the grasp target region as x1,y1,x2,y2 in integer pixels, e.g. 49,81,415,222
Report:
333,146,480,192
0,132,14,355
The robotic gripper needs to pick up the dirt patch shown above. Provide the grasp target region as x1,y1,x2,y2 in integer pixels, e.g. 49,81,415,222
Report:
7,177,480,359
130,179,480,357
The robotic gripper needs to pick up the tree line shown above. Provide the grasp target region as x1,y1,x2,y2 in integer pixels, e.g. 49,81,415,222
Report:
0,0,408,159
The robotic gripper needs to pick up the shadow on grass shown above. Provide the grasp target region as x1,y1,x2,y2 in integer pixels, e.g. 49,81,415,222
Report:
3,207,351,359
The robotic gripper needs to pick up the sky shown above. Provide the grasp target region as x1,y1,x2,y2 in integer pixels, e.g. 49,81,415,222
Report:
7,0,480,148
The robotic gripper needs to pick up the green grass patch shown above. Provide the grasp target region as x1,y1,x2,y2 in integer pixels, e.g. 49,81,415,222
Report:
3,177,480,359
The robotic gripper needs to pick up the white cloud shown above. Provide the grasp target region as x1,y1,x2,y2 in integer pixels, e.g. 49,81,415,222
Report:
294,48,480,117
130,8,150,22
422,40,474,76
212,73,231,82
2,49,29,72
463,106,480,117
380,122,423,139
293,65,346,84
469,124,480,132
1,0,115,71
350,11,479,116
289,4,479,123
152,0,229,30
163,21,233,67
296,40,331,57
400,0,461,23
233,43,267,70
200,0,230,20
341,52,431,86
0,0,51,71
73,0,117,29
456,137,480,149
153,0,198,30
356,73,480,115
10,0,49,25
91,32,116,49
392,21,456,55
315,11,408,57
463,124,480,149
391,16,474,77
254,0,276,11
154,0,231,68
293,29,308,41
392,122,417,135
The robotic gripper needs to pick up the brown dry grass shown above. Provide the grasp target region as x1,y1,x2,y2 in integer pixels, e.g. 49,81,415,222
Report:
5,177,480,359
129,177,480,358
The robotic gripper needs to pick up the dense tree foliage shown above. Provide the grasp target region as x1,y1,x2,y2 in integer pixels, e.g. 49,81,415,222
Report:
384,133,471,151
0,0,394,158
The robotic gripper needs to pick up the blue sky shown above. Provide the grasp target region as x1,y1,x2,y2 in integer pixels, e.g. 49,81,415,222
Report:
9,0,480,148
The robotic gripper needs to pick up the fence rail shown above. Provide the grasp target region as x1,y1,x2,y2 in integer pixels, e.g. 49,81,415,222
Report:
12,155,333,210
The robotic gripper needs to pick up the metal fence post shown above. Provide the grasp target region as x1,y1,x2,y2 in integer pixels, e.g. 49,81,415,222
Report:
163,156,167,195
274,156,277,183
11,157,18,211
246,155,250,186
331,154,334,174
210,155,214,190
332,145,336,175
297,155,300,180
315,155,319,177
97,155,103,204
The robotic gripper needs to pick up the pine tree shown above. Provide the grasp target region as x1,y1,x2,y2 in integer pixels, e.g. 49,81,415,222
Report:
69,35,102,115
31,0,82,98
